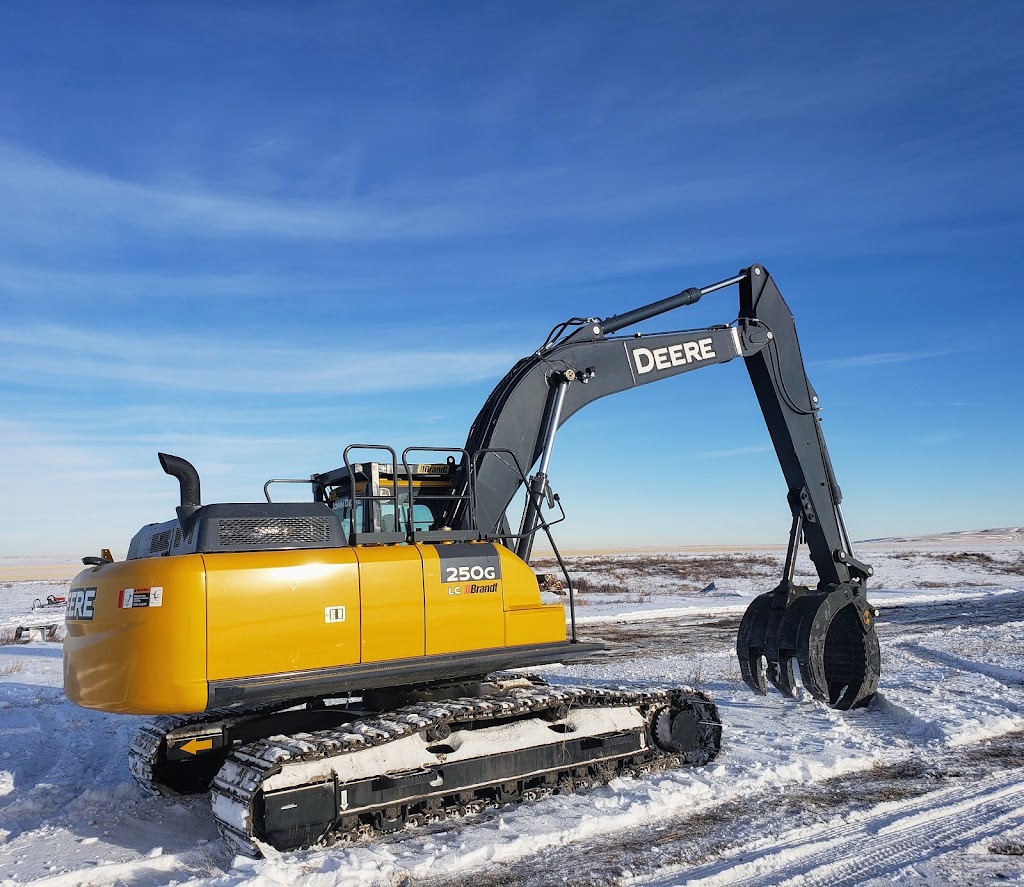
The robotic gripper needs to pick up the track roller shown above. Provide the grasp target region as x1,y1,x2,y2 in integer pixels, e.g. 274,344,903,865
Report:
737,583,880,709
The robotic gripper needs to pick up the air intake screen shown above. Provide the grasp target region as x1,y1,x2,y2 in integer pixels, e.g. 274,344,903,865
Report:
148,530,172,554
217,517,332,548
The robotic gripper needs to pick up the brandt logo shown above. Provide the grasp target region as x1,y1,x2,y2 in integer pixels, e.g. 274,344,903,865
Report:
632,338,716,375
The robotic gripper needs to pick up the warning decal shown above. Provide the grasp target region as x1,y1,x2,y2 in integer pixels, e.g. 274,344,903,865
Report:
119,587,164,609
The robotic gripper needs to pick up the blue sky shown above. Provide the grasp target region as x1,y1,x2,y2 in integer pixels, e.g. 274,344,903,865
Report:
1,2,1021,556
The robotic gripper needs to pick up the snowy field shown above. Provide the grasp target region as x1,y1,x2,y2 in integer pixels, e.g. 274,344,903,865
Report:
1,529,1022,886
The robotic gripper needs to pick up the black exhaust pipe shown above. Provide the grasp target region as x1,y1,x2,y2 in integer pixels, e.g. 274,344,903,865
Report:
158,452,202,526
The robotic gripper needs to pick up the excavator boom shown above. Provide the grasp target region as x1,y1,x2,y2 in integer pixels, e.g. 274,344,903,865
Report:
458,263,879,707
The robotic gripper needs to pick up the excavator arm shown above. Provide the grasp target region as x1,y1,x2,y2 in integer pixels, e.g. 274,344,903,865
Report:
460,263,880,709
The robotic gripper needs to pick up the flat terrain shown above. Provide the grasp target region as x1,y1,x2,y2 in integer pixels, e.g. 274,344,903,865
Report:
0,529,1022,886
0,559,83,583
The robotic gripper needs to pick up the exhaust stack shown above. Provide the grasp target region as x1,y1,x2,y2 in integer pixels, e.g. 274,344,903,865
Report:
158,452,202,527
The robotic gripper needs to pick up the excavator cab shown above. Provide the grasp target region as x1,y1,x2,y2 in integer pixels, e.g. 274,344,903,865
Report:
312,458,458,539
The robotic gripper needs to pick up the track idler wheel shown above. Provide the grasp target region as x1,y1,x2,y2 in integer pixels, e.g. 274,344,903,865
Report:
737,583,880,710
652,693,722,764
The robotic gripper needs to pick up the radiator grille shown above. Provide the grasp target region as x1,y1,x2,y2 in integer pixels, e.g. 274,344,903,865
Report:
148,530,172,554
171,524,195,550
217,517,332,548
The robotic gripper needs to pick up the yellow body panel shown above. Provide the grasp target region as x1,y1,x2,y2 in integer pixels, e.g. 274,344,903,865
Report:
64,540,566,716
505,605,567,646
63,557,208,714
206,550,360,680
356,546,425,661
422,543,505,655
498,547,567,644
499,549,550,611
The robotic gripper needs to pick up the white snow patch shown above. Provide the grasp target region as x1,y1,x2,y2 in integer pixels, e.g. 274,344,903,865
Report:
0,534,1021,885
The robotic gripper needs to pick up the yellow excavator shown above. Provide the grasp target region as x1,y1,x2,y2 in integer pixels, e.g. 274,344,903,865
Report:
64,264,880,855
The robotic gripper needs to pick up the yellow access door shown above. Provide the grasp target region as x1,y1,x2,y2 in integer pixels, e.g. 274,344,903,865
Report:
356,546,426,662
205,550,361,680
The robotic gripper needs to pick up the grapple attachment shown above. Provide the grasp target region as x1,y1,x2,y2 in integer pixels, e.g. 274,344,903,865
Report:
737,583,880,710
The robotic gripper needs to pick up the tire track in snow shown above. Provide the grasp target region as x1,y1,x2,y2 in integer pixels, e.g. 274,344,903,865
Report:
642,767,1024,887
896,641,1024,688
411,732,1024,887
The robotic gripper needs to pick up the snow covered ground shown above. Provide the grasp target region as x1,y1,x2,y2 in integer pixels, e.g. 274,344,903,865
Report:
1,530,1022,886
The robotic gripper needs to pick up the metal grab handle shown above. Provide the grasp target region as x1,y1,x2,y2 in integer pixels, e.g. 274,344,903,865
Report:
262,478,314,503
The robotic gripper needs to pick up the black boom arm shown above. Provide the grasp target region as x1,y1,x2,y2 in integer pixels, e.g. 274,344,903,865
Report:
460,263,881,710
464,264,860,584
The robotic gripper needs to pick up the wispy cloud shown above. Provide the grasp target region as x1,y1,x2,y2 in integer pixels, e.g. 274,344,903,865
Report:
917,429,969,446
0,409,474,554
1,141,656,249
0,141,482,244
0,323,519,395
0,261,382,303
0,140,787,253
811,348,966,369
697,444,773,459
0,417,171,553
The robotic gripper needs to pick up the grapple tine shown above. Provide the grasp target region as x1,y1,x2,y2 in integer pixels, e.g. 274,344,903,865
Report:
795,646,832,702
767,655,797,697
736,593,771,695
739,649,768,695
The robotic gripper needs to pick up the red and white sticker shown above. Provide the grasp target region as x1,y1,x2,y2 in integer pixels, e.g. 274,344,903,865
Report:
119,587,164,609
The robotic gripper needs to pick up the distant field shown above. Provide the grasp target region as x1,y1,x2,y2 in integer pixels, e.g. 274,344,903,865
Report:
0,561,83,581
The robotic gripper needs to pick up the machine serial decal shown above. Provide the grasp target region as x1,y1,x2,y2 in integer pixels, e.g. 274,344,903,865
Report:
631,337,716,375
119,587,164,609
325,606,347,623
443,564,497,583
435,543,502,598
66,587,97,621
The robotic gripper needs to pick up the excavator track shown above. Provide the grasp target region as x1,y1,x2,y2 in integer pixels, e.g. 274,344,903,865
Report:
130,714,192,793
130,701,305,796
201,679,720,856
